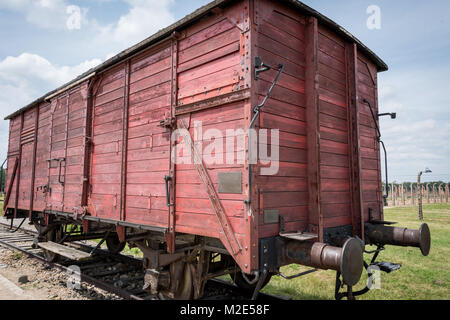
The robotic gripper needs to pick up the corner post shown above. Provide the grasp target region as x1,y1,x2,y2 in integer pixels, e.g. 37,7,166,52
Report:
29,106,40,218
166,34,179,254
305,17,322,242
120,61,131,223
345,43,364,241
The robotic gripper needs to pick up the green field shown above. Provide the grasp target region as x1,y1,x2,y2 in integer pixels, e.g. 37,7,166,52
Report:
256,203,450,300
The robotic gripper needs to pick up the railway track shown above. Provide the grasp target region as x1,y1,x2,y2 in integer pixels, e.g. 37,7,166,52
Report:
0,222,288,301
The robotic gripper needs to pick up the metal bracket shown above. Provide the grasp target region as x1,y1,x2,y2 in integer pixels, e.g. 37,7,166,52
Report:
254,57,271,80
279,215,285,234
378,112,397,119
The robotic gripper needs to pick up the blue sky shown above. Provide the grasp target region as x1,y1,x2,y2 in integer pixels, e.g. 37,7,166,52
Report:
0,0,449,183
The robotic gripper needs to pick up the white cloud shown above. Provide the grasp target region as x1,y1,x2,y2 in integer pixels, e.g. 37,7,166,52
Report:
94,0,175,49
0,52,102,160
0,0,88,30
0,53,101,116
378,66,450,182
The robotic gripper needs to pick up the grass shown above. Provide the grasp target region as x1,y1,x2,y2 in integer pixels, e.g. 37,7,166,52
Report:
11,251,23,260
255,203,450,300
122,244,143,258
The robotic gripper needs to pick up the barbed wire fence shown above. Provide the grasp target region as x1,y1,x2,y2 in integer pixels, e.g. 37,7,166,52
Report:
384,182,450,207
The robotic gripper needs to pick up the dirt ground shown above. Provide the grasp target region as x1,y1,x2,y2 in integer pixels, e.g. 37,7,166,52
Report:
0,246,121,300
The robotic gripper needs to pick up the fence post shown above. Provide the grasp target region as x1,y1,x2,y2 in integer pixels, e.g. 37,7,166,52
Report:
401,184,405,206
434,184,438,203
393,185,396,206
445,184,450,203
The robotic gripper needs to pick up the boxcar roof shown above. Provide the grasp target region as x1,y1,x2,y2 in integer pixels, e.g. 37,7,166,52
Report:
5,0,388,120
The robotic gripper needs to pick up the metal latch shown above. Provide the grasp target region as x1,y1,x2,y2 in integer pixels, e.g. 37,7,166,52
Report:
159,117,176,129
37,185,49,193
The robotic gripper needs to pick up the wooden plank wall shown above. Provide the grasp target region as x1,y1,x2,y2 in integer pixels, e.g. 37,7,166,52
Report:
255,0,309,238
16,108,36,211
34,102,52,212
317,26,353,229
124,42,172,227
357,54,383,221
90,65,126,220
63,86,89,212
5,116,22,211
47,95,69,211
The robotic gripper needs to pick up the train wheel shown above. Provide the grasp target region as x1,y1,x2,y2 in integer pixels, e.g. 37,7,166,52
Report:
105,233,126,254
174,263,194,300
231,272,272,292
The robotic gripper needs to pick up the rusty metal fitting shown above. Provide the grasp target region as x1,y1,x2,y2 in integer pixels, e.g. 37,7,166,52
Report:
143,269,170,295
284,238,363,286
365,223,431,256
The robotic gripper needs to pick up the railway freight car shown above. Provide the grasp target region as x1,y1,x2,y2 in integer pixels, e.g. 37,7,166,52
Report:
3,0,430,300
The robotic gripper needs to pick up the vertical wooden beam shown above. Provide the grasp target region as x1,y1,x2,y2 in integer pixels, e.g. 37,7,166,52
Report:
61,93,70,212
245,0,255,272
345,42,364,240
305,17,322,242
46,99,56,211
166,36,179,254
14,113,24,218
85,77,103,213
120,61,131,222
29,106,40,218
82,82,94,207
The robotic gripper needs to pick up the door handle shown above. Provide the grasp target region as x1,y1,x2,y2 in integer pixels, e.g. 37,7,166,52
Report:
58,158,66,185
164,175,174,207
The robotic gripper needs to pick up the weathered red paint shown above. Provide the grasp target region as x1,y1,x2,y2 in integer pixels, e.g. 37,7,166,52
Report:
4,0,385,273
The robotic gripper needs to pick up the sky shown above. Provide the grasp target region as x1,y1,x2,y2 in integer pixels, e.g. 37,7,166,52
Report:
0,0,449,183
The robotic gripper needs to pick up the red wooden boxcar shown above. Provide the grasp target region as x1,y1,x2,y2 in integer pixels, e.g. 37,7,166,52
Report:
3,0,430,299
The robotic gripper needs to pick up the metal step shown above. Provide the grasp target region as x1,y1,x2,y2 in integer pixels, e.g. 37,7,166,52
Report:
280,232,318,242
371,262,402,273
38,241,92,261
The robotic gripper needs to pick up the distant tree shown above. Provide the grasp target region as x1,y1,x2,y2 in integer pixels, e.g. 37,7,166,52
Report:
1,168,5,193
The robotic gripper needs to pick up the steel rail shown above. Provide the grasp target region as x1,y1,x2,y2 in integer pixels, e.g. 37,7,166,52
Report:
0,223,143,300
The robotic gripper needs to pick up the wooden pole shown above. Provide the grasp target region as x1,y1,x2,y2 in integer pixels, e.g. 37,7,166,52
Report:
401,184,405,206
445,184,450,203
418,173,423,220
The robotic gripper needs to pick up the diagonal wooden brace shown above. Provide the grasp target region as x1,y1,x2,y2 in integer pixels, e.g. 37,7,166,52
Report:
3,157,19,213
178,120,241,256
